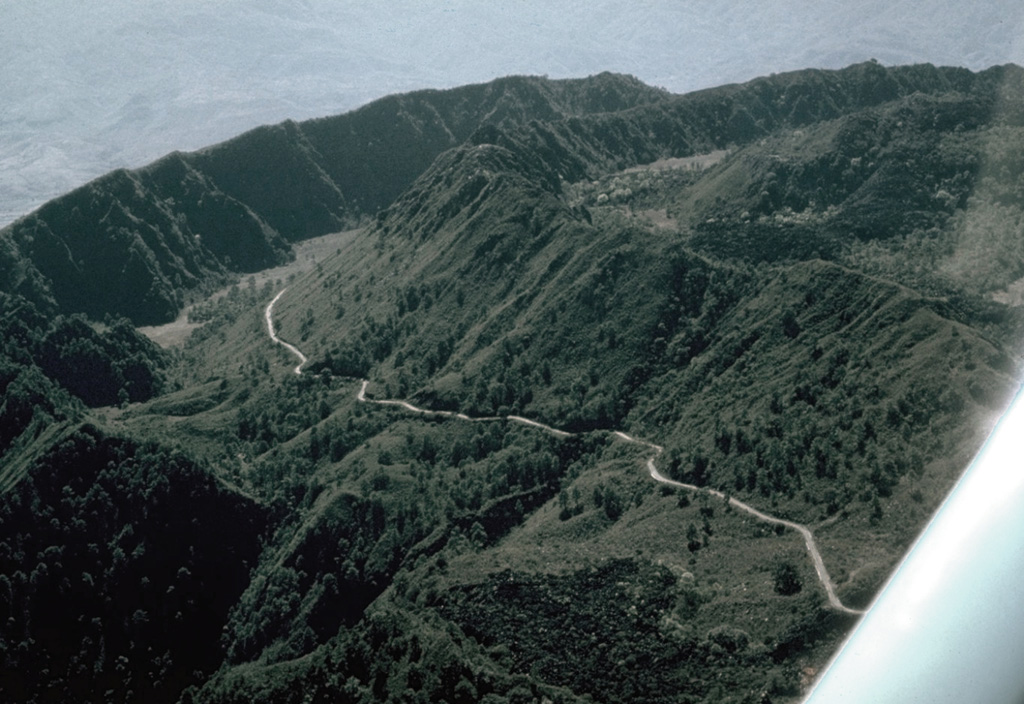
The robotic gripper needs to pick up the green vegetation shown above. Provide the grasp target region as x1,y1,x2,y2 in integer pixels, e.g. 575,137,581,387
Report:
2,62,1023,703
0,73,668,325
0,425,266,703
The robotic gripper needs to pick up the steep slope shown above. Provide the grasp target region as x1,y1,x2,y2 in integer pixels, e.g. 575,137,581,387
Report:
273,109,1018,551
0,290,166,487
5,159,288,325
180,68,1021,701
5,62,1024,704
480,62,1020,192
273,139,690,427
0,73,666,325
4,63,1019,325
0,422,268,704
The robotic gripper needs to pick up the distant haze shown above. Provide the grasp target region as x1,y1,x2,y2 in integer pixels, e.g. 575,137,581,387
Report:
2,0,1023,226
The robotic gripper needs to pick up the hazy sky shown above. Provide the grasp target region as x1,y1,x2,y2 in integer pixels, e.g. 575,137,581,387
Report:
2,0,1023,225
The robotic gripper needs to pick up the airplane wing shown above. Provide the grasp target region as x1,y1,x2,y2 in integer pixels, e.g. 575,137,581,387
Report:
804,386,1024,703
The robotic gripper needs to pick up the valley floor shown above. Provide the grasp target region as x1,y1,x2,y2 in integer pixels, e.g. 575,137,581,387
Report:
139,228,361,348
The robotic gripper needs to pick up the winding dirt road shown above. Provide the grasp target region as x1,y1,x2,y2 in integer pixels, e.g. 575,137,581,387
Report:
637,443,862,615
265,290,308,375
267,289,864,615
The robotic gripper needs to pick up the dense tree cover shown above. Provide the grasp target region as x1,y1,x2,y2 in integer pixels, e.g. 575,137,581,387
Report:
0,291,166,492
218,404,582,667
37,316,165,407
1,291,165,409
437,558,836,704
193,602,602,704
0,425,267,703
0,358,72,466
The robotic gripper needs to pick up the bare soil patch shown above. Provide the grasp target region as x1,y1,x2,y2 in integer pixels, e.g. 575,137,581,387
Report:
622,149,729,174
991,275,1024,306
138,228,361,348
635,208,678,229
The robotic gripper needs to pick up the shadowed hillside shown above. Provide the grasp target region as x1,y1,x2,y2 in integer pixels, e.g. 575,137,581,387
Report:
0,73,666,325
3,63,1020,324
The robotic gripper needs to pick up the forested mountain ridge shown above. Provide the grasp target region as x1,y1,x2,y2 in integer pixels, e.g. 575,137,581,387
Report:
2,62,1019,325
2,62,1024,704
0,72,666,325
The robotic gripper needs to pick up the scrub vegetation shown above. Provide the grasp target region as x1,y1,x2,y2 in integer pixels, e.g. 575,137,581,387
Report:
1,61,1023,703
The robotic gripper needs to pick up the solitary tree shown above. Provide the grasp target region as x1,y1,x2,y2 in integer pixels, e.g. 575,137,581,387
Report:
603,487,624,520
686,522,702,553
772,560,802,596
